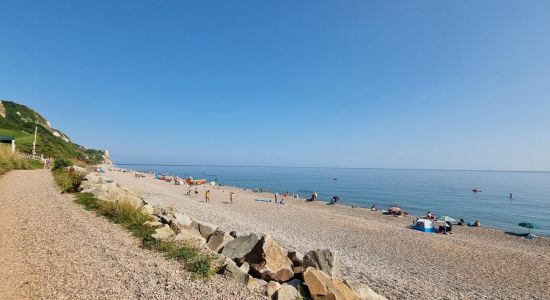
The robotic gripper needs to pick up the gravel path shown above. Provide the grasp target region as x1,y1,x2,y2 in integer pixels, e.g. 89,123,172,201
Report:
107,169,550,300
0,169,265,300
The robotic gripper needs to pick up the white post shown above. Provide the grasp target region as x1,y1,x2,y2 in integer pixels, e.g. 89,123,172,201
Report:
32,125,37,156
11,140,15,153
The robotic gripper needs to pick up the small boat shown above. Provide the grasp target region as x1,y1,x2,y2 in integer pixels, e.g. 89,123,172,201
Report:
472,188,482,193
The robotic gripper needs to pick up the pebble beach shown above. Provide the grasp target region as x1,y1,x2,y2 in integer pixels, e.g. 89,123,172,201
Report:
105,168,550,300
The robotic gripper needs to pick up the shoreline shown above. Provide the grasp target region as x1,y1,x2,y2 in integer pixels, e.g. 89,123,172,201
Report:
113,165,549,238
103,165,550,299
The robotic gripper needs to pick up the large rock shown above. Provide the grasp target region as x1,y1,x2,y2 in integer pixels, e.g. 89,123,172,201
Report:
303,267,360,300
141,204,154,216
304,249,341,277
143,221,163,227
192,221,218,239
275,284,299,300
160,214,174,224
151,225,175,241
207,229,234,252
266,281,281,297
345,280,387,300
173,228,206,247
221,233,260,263
288,251,304,266
170,213,194,233
245,235,294,282
223,259,251,285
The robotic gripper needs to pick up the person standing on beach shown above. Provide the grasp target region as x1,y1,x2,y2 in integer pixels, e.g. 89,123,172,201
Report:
230,192,235,204
194,187,198,197
274,193,278,203
205,190,210,203
187,186,192,196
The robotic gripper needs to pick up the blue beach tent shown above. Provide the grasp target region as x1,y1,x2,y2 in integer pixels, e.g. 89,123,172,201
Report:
414,219,436,233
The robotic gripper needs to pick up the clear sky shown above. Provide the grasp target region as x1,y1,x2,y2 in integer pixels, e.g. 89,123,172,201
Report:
1,1,549,170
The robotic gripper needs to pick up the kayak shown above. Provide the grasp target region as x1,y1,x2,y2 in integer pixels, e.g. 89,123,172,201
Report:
185,178,207,185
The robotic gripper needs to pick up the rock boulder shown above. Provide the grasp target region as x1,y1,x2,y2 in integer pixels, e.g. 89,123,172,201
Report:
245,235,294,282
275,284,299,300
221,233,260,263
173,227,206,247
206,229,234,253
151,225,175,241
345,280,387,300
304,249,341,277
303,267,360,300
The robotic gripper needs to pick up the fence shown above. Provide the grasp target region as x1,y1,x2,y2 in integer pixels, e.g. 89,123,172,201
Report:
18,152,44,161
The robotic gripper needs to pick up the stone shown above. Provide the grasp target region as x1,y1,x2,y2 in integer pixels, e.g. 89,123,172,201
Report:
275,284,298,300
141,204,154,216
303,267,360,300
82,188,108,199
292,266,305,274
207,229,234,253
345,280,387,300
288,251,304,266
169,213,194,233
221,233,260,263
245,235,294,282
247,277,268,288
160,214,174,224
223,259,251,285
239,262,250,274
152,206,164,216
173,228,206,247
143,221,163,227
194,221,218,239
151,225,175,241
303,249,341,277
266,281,281,298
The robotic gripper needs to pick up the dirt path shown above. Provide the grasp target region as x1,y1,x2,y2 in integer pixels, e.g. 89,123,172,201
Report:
0,169,264,300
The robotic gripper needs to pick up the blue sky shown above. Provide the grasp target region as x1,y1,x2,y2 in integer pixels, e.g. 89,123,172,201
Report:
1,1,549,170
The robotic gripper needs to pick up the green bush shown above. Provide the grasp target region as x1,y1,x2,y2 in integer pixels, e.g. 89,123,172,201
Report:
52,158,72,171
0,146,31,175
53,168,85,193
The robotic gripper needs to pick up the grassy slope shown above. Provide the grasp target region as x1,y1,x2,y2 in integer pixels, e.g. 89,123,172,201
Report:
0,101,105,164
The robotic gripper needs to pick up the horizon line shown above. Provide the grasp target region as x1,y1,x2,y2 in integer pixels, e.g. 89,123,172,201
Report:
112,163,550,173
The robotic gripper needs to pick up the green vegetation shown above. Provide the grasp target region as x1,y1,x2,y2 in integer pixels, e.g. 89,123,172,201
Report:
52,158,72,171
56,169,215,278
0,100,106,164
52,168,85,193
0,144,31,175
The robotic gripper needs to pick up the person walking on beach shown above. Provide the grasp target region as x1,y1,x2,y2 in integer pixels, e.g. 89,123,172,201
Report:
187,186,192,196
274,193,278,203
230,192,235,204
205,190,210,203
194,187,198,197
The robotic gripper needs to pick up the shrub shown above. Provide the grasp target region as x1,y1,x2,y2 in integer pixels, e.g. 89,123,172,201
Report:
0,146,31,175
186,255,213,277
52,158,71,171
53,168,85,193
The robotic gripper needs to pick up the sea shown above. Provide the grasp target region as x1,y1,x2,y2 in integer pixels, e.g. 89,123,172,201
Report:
117,165,550,237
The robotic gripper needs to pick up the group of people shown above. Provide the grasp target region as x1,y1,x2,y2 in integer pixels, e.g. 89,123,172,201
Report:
42,157,52,169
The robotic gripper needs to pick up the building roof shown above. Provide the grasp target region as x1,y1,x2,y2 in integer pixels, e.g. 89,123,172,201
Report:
0,135,15,142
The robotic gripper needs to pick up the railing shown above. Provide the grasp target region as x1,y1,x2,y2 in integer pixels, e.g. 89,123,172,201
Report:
18,152,44,161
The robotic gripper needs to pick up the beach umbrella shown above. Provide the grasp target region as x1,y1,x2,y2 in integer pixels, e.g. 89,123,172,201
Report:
518,222,540,235
438,216,455,234
439,216,456,222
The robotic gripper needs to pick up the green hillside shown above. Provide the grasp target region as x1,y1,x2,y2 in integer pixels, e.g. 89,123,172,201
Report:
0,100,107,164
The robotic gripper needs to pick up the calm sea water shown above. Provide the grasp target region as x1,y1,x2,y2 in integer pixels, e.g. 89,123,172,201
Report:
118,165,550,237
